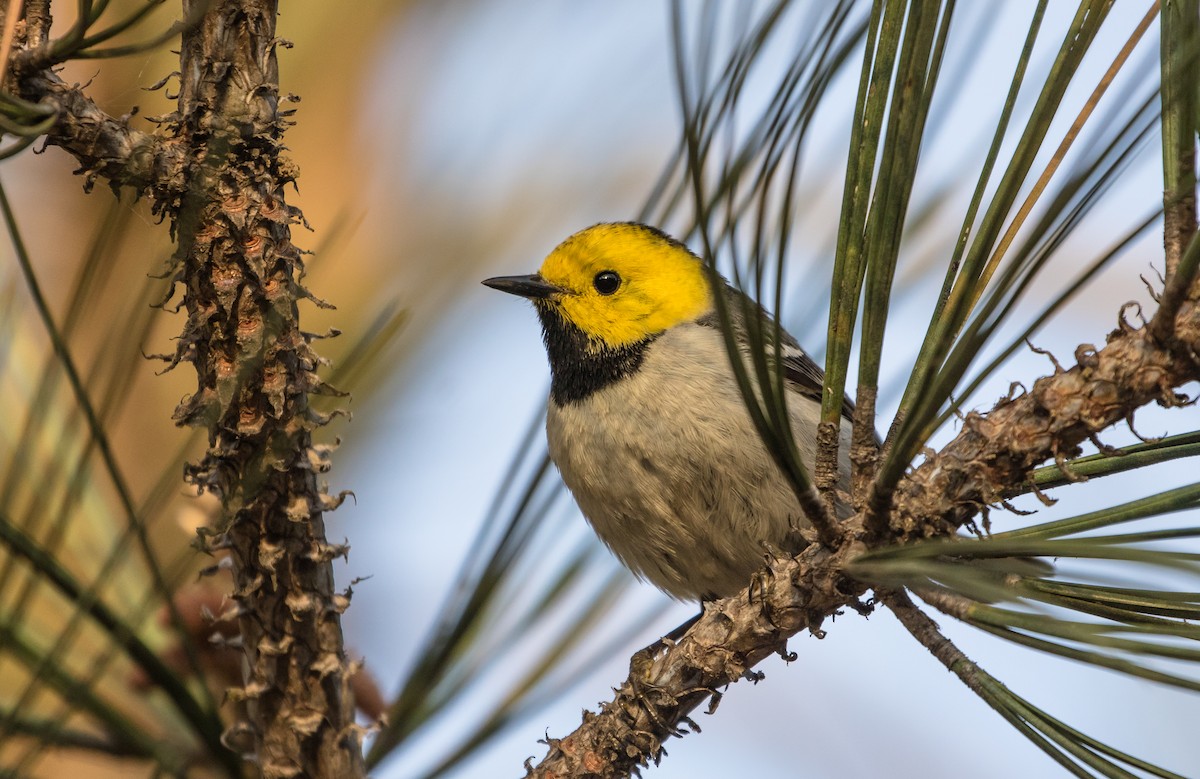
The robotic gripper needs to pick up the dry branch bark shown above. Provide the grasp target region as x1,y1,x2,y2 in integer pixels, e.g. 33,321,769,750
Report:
891,298,1200,542
526,537,870,779
20,69,187,195
164,2,363,775
12,1,363,776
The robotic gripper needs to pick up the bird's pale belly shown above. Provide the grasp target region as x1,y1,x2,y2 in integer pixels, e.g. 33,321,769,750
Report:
545,357,816,600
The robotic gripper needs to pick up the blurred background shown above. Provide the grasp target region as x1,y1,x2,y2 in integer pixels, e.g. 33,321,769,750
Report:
0,1,1196,777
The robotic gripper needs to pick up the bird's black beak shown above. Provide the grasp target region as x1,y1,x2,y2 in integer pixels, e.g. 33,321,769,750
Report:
481,274,565,300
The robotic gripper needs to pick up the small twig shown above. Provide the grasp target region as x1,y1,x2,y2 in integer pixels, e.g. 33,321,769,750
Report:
880,588,986,694
11,69,187,196
812,421,848,547
1150,230,1200,342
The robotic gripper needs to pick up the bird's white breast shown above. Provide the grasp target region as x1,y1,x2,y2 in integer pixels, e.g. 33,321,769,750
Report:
546,323,849,600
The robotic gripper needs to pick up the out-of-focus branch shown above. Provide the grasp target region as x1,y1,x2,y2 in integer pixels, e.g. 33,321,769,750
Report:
6,0,364,776
161,1,363,776
129,580,386,725
22,1,50,47
15,69,187,196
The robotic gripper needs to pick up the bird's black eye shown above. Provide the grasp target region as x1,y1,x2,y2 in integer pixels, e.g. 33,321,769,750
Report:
593,270,621,295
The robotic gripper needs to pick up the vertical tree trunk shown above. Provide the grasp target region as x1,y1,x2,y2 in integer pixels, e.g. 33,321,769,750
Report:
169,2,363,776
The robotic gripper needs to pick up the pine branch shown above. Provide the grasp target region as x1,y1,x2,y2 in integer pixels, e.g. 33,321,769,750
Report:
525,536,870,779
164,2,362,776
7,1,363,776
14,68,188,195
886,288,1200,542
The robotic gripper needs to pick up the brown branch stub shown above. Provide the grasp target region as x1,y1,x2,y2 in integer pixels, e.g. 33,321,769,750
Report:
850,382,881,511
813,419,844,525
17,69,188,197
22,1,51,47
7,9,187,198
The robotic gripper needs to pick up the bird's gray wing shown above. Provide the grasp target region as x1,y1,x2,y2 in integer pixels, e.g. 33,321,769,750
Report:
697,283,856,424
780,343,857,424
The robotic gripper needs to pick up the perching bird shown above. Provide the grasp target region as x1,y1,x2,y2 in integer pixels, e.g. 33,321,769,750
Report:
484,222,853,601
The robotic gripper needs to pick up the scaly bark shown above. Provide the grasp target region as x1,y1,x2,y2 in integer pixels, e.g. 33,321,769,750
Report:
12,1,364,776
165,2,362,776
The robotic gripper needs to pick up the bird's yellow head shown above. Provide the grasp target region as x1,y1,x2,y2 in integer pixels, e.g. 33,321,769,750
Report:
483,222,713,349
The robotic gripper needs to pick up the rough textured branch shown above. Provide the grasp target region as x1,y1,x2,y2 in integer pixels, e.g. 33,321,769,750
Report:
11,1,364,776
160,1,363,776
527,537,868,779
891,298,1200,542
18,69,188,196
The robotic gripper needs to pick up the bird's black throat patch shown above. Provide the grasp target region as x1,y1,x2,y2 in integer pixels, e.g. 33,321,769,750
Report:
535,305,655,405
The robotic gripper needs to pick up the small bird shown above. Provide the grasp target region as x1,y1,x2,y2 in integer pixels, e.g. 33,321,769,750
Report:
484,222,853,601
